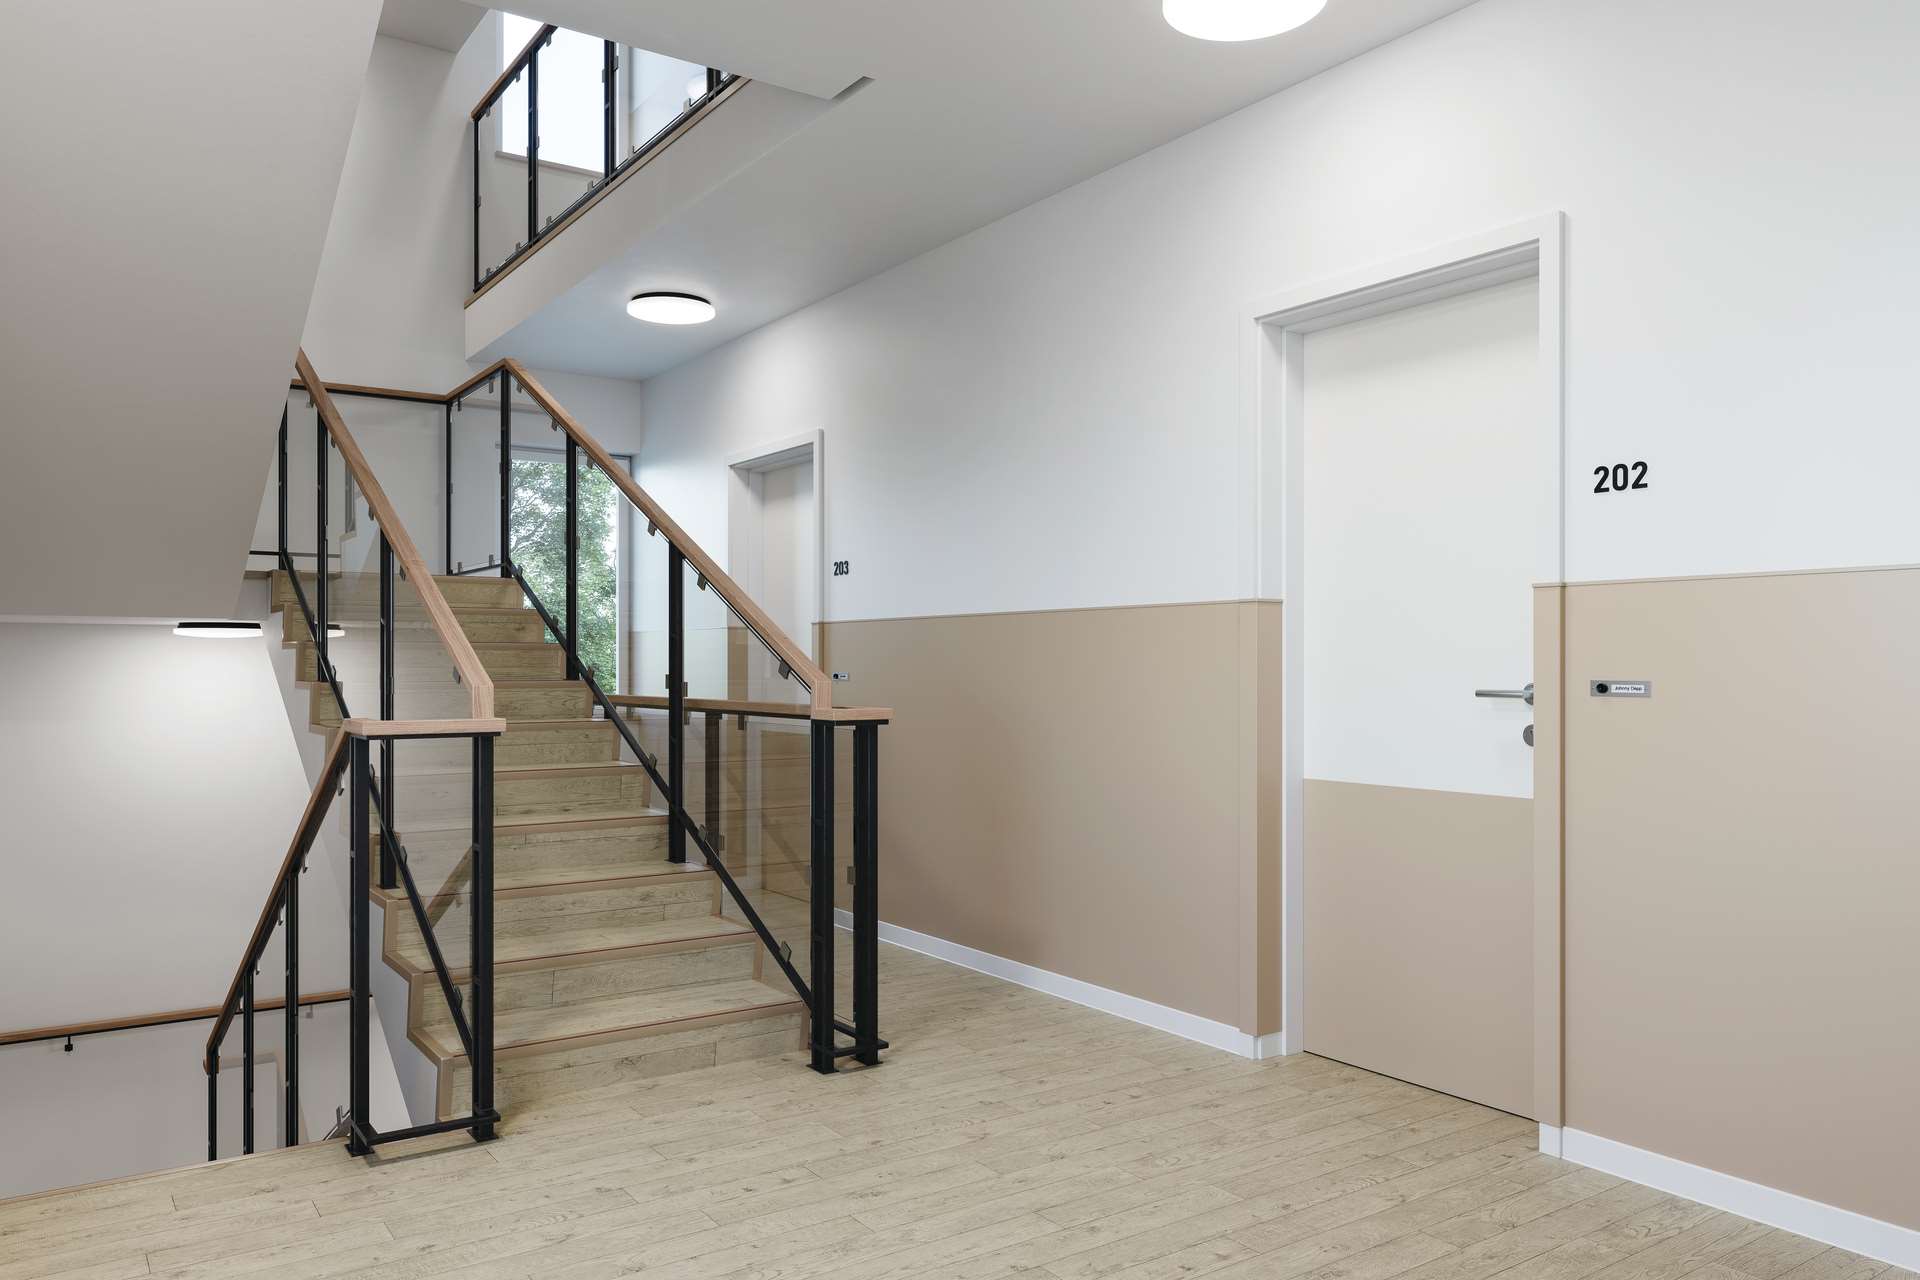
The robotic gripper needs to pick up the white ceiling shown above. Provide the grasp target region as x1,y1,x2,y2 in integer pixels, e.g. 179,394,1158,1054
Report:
379,0,485,53
473,0,1483,379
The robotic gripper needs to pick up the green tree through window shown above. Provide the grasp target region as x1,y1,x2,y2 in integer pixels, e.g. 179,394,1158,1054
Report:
510,455,619,688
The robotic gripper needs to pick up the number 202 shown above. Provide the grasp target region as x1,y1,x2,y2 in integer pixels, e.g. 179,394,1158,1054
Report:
1593,461,1649,493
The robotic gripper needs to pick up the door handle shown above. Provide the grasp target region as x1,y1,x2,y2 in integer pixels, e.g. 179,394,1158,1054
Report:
1474,682,1534,706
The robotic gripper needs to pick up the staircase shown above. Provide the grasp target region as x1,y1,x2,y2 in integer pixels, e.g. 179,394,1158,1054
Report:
270,569,805,1119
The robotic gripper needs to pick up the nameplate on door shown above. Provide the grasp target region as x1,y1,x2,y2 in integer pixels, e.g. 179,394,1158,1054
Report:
1590,680,1651,698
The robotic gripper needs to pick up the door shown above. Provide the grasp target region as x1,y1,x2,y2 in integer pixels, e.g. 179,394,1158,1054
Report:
1302,277,1539,1118
731,449,817,702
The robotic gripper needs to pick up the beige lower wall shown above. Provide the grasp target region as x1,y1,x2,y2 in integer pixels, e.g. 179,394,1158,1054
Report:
1564,566,1920,1230
820,600,1282,1030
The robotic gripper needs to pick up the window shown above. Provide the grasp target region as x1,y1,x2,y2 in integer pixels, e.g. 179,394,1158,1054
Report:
509,448,627,691
498,15,607,172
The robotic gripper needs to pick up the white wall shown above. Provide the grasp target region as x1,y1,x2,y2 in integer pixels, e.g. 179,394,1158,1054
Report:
637,0,1920,612
0,619,335,1030
0,0,378,619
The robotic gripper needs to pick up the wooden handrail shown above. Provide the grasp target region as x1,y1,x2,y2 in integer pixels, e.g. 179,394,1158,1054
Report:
503,361,836,714
471,22,557,120
283,356,849,719
205,731,348,1070
296,350,495,720
609,694,891,724
2,991,350,1049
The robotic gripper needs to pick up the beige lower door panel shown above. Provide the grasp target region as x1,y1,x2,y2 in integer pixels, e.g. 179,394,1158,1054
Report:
1305,779,1533,1118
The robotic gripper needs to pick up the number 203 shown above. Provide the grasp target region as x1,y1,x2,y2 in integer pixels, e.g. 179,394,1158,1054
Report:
1593,461,1649,493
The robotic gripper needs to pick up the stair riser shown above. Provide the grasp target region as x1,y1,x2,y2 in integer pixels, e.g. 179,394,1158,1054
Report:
278,609,543,647
382,769,651,826
295,641,562,684
272,570,522,612
391,883,717,956
395,727,617,770
443,1008,804,1119
310,682,592,727
417,940,757,1033
380,823,672,884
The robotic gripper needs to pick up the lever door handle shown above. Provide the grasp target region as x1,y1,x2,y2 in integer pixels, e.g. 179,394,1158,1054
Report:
1475,682,1534,706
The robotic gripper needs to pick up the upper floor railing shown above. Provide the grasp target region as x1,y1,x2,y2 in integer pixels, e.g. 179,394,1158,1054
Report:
470,22,741,294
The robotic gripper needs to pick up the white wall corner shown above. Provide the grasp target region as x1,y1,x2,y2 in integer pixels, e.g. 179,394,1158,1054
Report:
1560,1129,1920,1273
835,911,1285,1060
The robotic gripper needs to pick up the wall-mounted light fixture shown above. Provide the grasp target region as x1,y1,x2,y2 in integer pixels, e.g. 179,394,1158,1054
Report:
1163,0,1327,41
627,292,715,325
174,621,263,638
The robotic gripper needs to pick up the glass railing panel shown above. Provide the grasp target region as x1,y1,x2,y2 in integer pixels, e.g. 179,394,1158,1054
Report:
682,554,813,713
534,26,607,231
475,92,529,286
381,568,482,1118
449,377,502,577
629,51,714,152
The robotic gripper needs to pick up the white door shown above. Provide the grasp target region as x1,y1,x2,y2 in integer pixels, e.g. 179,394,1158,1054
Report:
1302,277,1539,1117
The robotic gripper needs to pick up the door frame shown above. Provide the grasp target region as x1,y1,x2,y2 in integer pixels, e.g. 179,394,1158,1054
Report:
1245,213,1568,1138
725,430,825,664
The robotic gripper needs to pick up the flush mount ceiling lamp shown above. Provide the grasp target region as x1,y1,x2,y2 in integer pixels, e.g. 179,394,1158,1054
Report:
627,292,715,325
174,620,262,639
1163,0,1327,41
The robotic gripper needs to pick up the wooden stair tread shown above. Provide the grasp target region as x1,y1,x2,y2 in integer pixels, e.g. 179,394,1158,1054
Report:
376,858,702,898
421,977,799,1061
396,912,758,976
377,805,667,838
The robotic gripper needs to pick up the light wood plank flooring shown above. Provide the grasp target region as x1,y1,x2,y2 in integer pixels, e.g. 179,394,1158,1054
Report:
2,944,1909,1280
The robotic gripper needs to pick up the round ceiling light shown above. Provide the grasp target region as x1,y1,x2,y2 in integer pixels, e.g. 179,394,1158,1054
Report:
1163,0,1327,41
174,620,262,639
627,292,715,325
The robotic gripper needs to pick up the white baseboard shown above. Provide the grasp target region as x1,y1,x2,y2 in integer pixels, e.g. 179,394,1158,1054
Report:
835,910,1292,1060
1559,1128,1920,1271
1538,1123,1564,1157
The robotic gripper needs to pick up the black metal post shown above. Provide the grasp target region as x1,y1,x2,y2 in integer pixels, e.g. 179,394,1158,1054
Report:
852,722,881,1067
206,1066,217,1162
564,436,579,680
470,734,497,1142
284,872,299,1145
444,400,454,577
472,120,481,290
526,44,539,251
241,971,255,1155
347,736,371,1156
378,537,396,891
602,41,617,177
499,378,512,576
808,720,837,1073
703,711,721,852
316,412,329,684
276,405,288,559
666,548,686,864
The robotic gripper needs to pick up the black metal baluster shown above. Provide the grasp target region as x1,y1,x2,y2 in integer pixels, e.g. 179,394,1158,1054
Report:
471,120,481,290
206,1063,218,1162
277,405,288,560
347,736,371,1156
241,972,255,1155
526,44,539,252
667,548,686,864
471,734,497,1142
809,719,836,1073
379,536,396,891
602,41,617,178
444,400,454,576
704,711,721,855
284,871,299,1146
853,723,881,1067
564,435,578,680
499,378,511,576
316,409,329,685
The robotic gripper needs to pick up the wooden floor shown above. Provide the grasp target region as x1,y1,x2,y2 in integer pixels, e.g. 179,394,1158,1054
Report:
1,945,1907,1280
